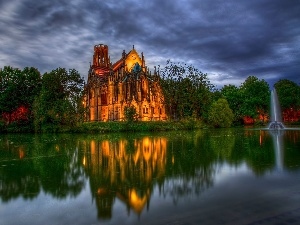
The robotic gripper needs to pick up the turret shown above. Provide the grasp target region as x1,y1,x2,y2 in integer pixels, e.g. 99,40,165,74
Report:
92,44,111,76
141,52,145,71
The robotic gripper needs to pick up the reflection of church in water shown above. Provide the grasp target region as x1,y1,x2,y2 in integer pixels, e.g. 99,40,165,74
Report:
84,44,167,121
81,137,167,218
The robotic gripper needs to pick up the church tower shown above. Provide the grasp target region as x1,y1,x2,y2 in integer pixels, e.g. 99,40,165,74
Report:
92,44,111,76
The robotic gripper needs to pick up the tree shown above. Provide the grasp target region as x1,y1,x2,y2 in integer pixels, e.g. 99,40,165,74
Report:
0,66,41,124
0,66,22,116
208,98,234,128
221,84,243,124
274,79,300,122
159,60,215,120
33,68,85,131
274,79,300,111
21,67,43,108
124,106,138,122
239,76,270,121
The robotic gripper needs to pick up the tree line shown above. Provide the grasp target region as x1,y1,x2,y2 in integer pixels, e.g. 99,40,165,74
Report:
159,61,300,127
0,66,85,132
0,62,299,132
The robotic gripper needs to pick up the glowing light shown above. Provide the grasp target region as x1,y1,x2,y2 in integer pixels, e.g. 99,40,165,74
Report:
259,131,262,146
128,189,148,213
97,188,106,195
90,140,96,154
19,149,25,159
143,137,150,148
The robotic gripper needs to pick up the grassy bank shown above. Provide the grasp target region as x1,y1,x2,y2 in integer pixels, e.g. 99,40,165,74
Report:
74,120,206,133
0,121,35,133
0,120,206,133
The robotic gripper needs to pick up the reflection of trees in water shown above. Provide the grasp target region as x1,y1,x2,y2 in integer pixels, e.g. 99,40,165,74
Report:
0,130,267,216
230,129,300,175
209,130,235,161
0,159,40,202
156,130,236,204
35,148,85,198
0,134,86,202
0,135,41,202
282,130,300,170
34,136,86,198
240,130,275,175
159,167,214,205
1,130,300,220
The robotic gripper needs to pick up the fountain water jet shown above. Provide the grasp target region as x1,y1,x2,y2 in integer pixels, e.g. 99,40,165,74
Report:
268,89,285,130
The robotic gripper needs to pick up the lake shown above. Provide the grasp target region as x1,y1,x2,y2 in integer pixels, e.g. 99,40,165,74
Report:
1,128,300,225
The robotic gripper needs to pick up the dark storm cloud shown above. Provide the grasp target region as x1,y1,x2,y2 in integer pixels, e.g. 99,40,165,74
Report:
0,0,299,88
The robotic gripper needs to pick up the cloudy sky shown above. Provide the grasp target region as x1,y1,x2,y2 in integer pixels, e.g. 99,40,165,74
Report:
1,0,299,88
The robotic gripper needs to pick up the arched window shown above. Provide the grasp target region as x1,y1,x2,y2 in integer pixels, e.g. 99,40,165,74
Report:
101,92,107,105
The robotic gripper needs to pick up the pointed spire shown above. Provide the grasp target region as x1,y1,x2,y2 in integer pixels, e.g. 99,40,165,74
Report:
133,45,135,50
141,52,145,68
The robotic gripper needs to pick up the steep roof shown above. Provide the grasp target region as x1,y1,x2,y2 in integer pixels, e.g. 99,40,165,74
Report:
112,48,143,72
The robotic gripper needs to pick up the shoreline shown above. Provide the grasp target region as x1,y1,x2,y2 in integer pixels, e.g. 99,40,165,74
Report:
0,120,206,134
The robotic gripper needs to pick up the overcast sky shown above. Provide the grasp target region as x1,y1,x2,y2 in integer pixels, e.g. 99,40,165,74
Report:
1,0,299,88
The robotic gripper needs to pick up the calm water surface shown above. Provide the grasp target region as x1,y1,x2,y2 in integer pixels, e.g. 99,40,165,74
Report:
1,128,300,225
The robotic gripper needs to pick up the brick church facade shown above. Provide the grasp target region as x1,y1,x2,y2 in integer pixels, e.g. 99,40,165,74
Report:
84,44,167,121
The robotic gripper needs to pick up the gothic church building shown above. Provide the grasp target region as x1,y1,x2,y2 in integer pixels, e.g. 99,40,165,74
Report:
85,44,167,121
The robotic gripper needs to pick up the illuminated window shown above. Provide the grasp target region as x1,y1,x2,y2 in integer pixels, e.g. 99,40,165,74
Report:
101,92,107,105
143,107,148,114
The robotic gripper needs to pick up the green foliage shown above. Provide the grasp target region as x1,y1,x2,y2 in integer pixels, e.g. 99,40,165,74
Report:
212,90,222,102
221,84,243,123
33,68,85,132
0,120,5,132
124,105,138,122
4,120,34,133
21,67,42,108
208,98,234,128
77,120,205,133
274,79,300,111
0,66,22,114
239,76,270,119
159,60,215,121
0,66,42,124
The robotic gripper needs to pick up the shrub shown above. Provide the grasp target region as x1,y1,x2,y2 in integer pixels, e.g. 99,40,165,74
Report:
124,106,138,122
208,98,234,128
